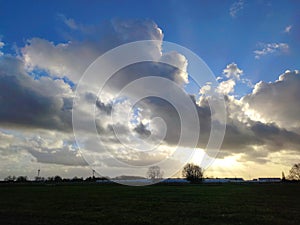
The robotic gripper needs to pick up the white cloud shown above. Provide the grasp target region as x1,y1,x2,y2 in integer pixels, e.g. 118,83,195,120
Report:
1,18,300,179
0,40,4,56
22,38,101,80
199,83,211,95
160,51,188,85
254,42,289,59
58,14,78,30
217,79,236,95
22,19,164,82
229,0,244,18
223,63,243,80
284,25,292,33
242,70,300,130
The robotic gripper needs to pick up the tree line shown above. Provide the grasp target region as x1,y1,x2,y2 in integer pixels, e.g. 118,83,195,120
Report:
147,163,300,183
3,175,108,183
2,163,300,183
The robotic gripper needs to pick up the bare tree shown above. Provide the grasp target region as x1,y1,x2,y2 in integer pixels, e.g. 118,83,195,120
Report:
288,163,300,180
147,166,163,180
182,163,204,183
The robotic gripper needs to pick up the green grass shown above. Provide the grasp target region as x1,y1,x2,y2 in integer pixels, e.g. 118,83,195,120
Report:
0,183,299,225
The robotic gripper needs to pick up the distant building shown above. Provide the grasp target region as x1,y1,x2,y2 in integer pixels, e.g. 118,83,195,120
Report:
203,178,228,183
226,178,244,182
258,178,281,183
96,179,113,183
161,178,190,183
203,178,244,183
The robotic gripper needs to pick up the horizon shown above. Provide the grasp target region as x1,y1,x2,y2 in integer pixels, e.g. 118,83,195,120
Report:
0,0,300,182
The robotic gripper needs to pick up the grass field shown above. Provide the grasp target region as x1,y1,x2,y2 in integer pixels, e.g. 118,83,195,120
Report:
0,183,299,225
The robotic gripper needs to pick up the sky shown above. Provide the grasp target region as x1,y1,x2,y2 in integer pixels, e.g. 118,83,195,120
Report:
0,0,300,180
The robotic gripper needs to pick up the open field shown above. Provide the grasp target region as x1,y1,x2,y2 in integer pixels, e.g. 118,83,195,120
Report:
0,183,299,225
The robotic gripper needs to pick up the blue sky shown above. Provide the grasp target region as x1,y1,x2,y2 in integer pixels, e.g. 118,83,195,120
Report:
1,0,300,179
1,0,299,91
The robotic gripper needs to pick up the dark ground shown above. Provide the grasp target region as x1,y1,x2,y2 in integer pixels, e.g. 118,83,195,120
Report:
0,183,299,225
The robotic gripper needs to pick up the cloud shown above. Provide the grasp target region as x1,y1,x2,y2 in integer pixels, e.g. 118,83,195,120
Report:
133,122,151,138
198,67,300,162
254,42,289,59
214,63,246,95
0,40,4,56
22,19,164,82
223,63,243,80
0,56,73,131
215,95,300,161
196,64,300,163
0,131,14,149
226,70,300,160
229,0,244,18
0,129,87,168
201,62,243,97
217,79,236,95
22,37,102,81
250,121,300,151
95,99,113,115
58,14,79,30
28,146,87,166
284,25,292,33
1,18,300,178
242,70,300,130
0,19,192,173
125,88,300,162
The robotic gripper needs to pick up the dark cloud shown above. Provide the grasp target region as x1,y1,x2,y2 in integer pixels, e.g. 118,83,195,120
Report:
101,61,188,96
251,121,300,151
96,99,112,115
133,122,151,138
0,56,72,131
28,148,87,166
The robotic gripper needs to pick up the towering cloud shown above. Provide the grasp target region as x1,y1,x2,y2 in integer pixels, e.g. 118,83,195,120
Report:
22,19,164,82
242,70,300,131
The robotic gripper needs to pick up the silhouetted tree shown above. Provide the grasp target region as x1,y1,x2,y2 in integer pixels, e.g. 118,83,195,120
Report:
182,163,204,183
47,177,54,182
288,163,300,180
47,176,63,182
85,177,94,182
4,175,16,182
54,175,63,182
147,166,163,180
16,176,28,182
72,176,83,182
